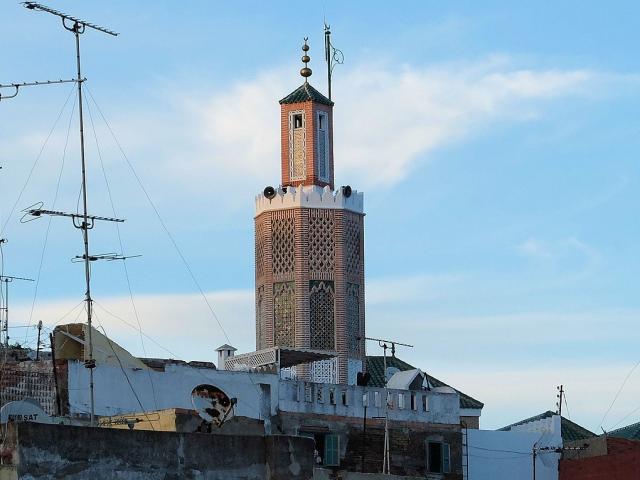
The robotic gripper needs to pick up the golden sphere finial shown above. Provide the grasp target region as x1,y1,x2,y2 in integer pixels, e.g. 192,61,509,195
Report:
300,37,312,80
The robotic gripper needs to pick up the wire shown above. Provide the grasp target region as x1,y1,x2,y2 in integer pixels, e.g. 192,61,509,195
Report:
85,96,158,411
467,445,530,455
0,85,76,239
599,359,640,430
85,88,231,344
24,93,78,343
94,315,155,431
563,390,571,420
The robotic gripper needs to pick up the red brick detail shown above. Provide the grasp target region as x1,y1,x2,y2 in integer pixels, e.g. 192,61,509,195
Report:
280,101,334,190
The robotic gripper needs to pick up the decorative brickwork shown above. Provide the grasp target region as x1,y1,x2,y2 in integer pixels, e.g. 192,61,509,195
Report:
271,215,295,278
274,282,295,347
346,283,360,355
255,218,267,280
308,210,335,279
344,214,361,277
256,286,265,347
309,280,335,351
254,80,366,384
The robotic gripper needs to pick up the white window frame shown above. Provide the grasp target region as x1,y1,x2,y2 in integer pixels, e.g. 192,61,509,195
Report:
316,111,330,182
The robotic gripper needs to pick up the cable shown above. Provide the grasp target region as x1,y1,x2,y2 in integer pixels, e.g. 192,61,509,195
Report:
94,316,155,431
85,97,158,411
85,88,231,344
0,85,76,239
599,359,640,430
563,390,571,421
24,93,78,343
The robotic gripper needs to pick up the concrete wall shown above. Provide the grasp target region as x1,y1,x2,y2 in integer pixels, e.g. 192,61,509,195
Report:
8,422,314,480
68,362,459,427
465,417,562,480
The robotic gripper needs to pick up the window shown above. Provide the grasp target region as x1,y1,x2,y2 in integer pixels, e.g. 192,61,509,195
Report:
427,442,450,474
316,111,329,181
289,111,306,180
374,391,381,407
362,392,369,407
329,388,336,405
422,395,428,412
324,434,340,467
411,393,417,411
398,393,405,409
341,390,348,406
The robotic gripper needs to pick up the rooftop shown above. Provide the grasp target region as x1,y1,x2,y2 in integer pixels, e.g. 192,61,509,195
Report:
609,421,640,441
279,83,333,106
500,410,595,442
366,355,484,410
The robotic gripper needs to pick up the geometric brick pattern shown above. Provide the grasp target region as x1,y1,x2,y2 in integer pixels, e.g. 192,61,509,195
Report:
309,280,335,351
344,214,361,277
274,282,295,347
272,216,295,277
346,283,360,356
308,210,335,279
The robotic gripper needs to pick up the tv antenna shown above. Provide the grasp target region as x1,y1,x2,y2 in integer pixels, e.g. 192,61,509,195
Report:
323,23,344,101
0,239,35,348
18,2,120,427
364,336,413,474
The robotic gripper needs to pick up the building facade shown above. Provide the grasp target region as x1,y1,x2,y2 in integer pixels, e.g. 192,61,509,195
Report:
254,43,365,384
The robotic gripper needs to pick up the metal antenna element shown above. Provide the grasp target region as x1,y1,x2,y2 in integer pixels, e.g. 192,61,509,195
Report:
23,1,119,428
300,38,312,82
364,337,414,474
0,79,80,101
324,23,344,101
0,274,35,348
22,2,119,36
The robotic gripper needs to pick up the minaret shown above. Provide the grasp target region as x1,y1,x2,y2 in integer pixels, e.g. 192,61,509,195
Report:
254,39,366,384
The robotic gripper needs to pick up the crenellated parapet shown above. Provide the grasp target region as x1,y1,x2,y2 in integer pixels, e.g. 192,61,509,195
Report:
255,184,364,217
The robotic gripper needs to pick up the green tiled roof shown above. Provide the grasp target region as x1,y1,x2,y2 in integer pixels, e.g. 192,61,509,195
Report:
365,356,484,410
499,410,595,441
279,83,334,106
609,421,640,441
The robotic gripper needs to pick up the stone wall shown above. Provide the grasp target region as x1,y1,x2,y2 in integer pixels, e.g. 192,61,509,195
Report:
6,422,314,480
279,412,463,479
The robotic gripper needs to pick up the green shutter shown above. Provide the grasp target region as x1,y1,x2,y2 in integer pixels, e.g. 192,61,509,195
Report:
324,434,340,466
443,443,451,473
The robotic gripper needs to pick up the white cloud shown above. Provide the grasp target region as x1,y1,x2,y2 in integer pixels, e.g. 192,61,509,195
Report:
180,58,598,190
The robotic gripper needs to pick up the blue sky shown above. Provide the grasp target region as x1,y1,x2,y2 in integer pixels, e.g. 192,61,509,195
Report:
1,1,639,431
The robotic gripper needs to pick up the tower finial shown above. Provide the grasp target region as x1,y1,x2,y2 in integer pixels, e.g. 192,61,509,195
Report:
300,37,312,82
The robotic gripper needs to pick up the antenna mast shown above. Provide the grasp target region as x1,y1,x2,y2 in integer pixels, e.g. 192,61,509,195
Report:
364,336,414,474
324,23,344,101
22,2,119,427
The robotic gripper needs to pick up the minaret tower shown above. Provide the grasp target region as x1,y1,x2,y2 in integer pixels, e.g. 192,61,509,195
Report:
254,39,365,384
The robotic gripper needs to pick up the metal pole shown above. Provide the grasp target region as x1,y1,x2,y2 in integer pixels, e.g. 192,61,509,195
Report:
361,404,367,472
382,343,390,474
3,279,8,348
324,25,332,101
73,22,96,427
532,445,537,480
36,320,42,360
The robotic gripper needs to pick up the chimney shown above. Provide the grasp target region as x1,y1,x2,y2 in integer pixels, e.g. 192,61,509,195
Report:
215,344,237,370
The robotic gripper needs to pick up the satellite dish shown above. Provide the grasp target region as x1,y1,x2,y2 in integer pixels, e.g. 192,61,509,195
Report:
385,367,400,382
191,384,236,427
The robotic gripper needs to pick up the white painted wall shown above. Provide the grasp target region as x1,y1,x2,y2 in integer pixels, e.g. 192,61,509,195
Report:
67,361,459,426
465,416,561,480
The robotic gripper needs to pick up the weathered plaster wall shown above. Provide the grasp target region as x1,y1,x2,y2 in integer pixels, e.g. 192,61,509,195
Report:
11,422,314,480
